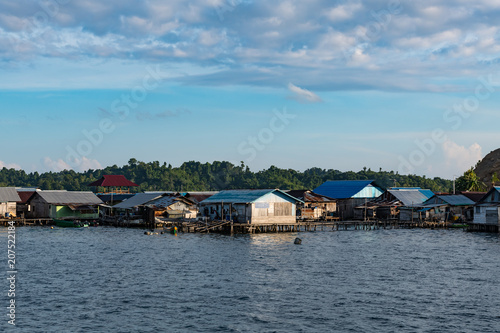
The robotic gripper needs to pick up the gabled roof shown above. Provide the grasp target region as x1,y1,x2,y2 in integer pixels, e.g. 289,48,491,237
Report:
423,194,475,206
16,191,36,204
475,186,500,205
286,190,336,202
145,195,195,209
314,180,383,199
460,191,486,203
200,189,303,204
0,187,21,202
388,188,434,206
34,191,103,205
88,175,138,187
113,192,168,209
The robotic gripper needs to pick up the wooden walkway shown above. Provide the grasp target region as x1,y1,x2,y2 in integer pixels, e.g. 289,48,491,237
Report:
156,219,461,234
2,217,488,233
0,218,53,227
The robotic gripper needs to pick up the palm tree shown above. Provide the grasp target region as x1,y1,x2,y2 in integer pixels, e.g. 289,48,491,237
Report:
456,168,487,192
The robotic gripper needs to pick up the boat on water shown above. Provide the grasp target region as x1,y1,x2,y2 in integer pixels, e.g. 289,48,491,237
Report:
53,219,89,228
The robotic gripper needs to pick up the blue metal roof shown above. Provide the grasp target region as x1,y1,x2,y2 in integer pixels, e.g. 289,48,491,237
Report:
314,180,383,199
200,189,303,204
419,189,435,198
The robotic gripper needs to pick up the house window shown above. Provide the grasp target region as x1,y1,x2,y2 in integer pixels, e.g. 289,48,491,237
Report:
475,206,480,214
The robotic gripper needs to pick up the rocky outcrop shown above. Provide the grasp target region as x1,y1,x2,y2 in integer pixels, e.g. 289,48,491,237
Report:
475,148,500,186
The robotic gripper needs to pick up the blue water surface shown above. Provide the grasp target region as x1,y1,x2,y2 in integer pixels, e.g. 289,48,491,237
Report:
1,227,499,332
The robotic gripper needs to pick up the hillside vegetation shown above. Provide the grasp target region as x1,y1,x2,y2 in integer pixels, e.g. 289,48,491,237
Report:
0,159,453,193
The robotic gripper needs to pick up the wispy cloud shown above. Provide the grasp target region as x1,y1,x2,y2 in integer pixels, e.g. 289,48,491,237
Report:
42,157,102,172
287,83,322,103
42,157,71,172
0,160,21,170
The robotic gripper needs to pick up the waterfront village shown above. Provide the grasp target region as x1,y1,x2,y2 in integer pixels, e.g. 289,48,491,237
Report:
1,174,499,233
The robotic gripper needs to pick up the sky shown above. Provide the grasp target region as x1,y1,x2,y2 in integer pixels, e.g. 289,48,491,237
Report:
1,0,500,178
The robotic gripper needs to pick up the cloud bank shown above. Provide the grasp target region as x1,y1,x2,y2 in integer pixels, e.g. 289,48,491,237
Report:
1,0,500,91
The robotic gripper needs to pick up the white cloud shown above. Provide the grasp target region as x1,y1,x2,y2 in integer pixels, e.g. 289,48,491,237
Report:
287,83,322,103
442,140,482,174
77,157,102,171
1,0,500,92
42,157,71,172
0,160,21,170
325,3,362,21
42,156,102,172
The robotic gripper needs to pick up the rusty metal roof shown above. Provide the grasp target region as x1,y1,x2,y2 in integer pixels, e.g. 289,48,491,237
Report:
16,191,36,204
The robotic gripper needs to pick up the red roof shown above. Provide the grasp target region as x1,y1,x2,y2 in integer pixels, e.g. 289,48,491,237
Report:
88,175,138,187
17,191,36,204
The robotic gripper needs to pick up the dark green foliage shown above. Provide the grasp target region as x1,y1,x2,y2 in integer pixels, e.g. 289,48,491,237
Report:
455,167,487,192
0,160,452,192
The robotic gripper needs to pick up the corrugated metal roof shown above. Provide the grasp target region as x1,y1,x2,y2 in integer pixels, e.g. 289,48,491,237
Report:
314,180,382,199
16,191,36,204
113,193,167,209
200,189,302,204
36,191,103,205
0,187,21,202
388,189,434,206
145,195,195,209
419,189,435,198
437,195,475,206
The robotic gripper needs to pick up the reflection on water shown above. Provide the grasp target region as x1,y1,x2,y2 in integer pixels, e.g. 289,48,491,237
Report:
0,227,499,332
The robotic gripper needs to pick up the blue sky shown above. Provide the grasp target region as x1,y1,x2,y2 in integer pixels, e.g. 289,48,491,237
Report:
1,0,500,178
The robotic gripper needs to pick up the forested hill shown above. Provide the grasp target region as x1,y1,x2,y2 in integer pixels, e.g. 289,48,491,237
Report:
0,159,453,193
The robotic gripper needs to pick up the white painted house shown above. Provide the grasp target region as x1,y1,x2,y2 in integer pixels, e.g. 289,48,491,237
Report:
200,189,303,224
473,187,500,225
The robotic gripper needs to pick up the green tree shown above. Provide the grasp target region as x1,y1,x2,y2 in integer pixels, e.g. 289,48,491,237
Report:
492,172,500,186
456,168,487,192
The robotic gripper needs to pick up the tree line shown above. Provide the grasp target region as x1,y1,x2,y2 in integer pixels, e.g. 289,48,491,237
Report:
0,158,456,193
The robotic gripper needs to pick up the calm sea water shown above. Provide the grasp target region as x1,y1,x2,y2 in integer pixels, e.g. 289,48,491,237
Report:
1,226,499,332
